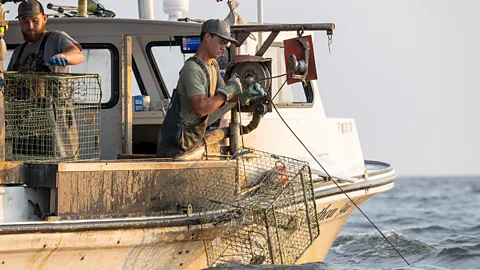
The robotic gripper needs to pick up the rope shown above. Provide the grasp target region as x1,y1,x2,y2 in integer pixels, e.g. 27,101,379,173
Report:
256,73,287,81
267,83,411,267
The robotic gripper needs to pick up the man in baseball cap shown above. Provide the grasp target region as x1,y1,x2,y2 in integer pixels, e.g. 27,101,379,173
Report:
156,19,242,160
200,18,239,46
6,0,85,159
8,0,84,72
15,0,45,19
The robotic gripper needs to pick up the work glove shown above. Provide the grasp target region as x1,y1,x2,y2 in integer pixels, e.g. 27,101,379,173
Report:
44,54,69,67
240,82,267,106
217,74,242,101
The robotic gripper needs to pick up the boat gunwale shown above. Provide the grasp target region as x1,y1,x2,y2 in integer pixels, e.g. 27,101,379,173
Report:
0,160,396,235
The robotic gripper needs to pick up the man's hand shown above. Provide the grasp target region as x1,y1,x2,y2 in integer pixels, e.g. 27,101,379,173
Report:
217,74,242,101
44,54,69,67
240,82,267,106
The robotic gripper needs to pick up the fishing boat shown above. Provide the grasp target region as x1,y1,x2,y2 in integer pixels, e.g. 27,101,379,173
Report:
0,0,397,269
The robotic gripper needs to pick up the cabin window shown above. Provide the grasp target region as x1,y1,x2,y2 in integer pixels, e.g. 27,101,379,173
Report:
71,48,112,103
71,44,121,109
6,43,120,109
146,41,315,106
147,41,194,99
132,57,146,96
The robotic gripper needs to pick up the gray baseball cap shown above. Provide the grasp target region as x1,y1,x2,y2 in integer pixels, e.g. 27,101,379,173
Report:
201,19,239,45
16,0,45,19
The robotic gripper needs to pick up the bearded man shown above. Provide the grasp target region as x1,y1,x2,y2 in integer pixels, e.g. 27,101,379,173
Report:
7,0,84,72
5,0,85,159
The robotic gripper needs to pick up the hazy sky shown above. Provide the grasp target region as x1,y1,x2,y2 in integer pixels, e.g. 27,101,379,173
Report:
3,0,479,176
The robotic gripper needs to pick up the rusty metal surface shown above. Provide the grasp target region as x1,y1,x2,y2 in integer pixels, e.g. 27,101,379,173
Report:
231,23,335,33
56,161,236,220
0,215,204,235
284,35,317,85
256,31,280,57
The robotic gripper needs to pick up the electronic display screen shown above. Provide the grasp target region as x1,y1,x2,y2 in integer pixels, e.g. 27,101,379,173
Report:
181,36,201,53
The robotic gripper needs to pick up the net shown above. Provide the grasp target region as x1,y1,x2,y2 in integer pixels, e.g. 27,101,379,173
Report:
198,148,320,267
3,72,101,161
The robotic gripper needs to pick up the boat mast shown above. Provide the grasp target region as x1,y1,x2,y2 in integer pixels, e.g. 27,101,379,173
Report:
257,0,264,44
138,0,155,20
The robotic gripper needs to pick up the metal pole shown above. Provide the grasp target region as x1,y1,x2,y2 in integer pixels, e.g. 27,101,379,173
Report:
0,5,7,161
138,0,155,20
229,44,240,155
257,0,264,45
231,23,336,33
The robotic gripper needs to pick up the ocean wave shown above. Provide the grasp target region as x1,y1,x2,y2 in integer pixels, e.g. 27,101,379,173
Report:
441,235,480,246
331,230,434,258
464,224,480,233
380,217,431,227
423,247,480,268
406,225,453,234
470,183,480,193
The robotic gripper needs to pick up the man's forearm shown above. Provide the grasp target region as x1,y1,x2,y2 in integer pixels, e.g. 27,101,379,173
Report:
63,50,84,65
62,44,85,65
191,94,227,118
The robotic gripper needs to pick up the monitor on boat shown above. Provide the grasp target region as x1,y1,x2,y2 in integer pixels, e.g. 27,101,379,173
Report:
181,36,201,53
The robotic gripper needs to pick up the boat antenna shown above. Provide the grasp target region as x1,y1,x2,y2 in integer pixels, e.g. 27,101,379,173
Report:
266,92,412,267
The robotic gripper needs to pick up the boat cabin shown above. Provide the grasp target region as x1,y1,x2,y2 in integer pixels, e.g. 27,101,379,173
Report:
4,18,328,160
0,17,366,223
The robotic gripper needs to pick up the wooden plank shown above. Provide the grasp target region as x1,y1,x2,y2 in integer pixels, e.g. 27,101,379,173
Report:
117,154,157,159
56,165,236,220
122,35,133,155
0,161,25,185
49,188,58,214
57,160,231,172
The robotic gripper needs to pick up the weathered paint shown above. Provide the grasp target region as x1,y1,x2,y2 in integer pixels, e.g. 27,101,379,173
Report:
55,161,236,220
0,181,395,269
0,161,24,185
0,226,208,270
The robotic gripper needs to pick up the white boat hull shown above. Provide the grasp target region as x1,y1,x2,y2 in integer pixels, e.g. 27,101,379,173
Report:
0,163,395,269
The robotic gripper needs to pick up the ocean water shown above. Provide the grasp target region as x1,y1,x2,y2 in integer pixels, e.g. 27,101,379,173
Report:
318,177,480,269
210,177,480,270
317,176,480,270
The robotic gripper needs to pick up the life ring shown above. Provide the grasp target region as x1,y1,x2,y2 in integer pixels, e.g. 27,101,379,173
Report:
83,112,95,124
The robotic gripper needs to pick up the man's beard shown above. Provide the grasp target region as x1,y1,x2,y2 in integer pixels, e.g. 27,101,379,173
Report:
22,25,46,43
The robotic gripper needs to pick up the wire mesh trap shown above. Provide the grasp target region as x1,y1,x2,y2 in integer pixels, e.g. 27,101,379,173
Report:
198,148,320,267
3,72,102,161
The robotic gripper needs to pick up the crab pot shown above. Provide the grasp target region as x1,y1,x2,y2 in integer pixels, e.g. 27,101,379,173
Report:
198,148,320,267
3,72,101,161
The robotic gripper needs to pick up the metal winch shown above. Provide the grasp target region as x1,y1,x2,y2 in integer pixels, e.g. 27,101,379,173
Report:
224,55,272,115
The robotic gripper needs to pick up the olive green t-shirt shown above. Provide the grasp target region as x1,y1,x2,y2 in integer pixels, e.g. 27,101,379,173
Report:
177,58,225,125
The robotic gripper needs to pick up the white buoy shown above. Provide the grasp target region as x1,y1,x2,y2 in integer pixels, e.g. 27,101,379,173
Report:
163,0,189,21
